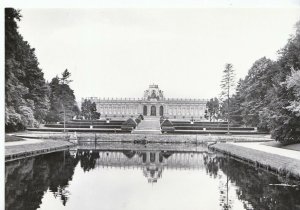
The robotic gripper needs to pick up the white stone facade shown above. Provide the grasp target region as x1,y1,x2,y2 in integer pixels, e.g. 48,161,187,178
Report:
84,84,208,120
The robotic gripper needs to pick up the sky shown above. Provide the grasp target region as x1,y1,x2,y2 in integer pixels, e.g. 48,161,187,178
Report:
17,8,300,101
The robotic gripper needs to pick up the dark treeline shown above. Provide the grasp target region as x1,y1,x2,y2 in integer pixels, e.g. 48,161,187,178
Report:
5,151,78,210
207,21,300,144
5,8,79,132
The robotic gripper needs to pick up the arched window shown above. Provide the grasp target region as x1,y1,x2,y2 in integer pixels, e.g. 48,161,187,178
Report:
143,105,147,116
159,106,164,116
151,106,156,116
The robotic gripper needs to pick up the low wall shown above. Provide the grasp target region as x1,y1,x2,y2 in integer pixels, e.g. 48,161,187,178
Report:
15,132,273,143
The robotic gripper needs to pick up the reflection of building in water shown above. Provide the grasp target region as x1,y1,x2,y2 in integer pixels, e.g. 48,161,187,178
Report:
76,150,206,183
142,152,164,183
84,84,207,119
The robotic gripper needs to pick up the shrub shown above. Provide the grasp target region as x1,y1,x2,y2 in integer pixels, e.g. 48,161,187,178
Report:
161,119,173,127
121,118,137,131
135,118,141,124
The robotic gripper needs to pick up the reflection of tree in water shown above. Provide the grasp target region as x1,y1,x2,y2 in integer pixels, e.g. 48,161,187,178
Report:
203,154,300,210
203,153,219,179
5,151,78,210
76,150,100,172
204,154,233,209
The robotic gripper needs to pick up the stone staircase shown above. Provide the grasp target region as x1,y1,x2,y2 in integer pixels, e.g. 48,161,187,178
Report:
132,117,162,134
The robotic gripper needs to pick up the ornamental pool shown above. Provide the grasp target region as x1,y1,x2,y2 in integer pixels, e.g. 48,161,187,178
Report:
5,143,300,210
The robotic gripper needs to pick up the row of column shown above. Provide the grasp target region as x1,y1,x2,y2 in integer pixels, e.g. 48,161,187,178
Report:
96,103,206,117
97,104,139,115
166,105,205,116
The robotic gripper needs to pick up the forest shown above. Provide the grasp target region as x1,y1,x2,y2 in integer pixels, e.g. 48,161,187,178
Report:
207,21,300,144
5,8,79,132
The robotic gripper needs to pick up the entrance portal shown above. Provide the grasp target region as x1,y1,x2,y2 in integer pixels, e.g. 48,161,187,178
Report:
143,105,147,116
159,106,164,116
150,106,156,116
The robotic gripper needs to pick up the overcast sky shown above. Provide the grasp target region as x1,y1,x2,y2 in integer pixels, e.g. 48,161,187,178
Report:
18,8,300,101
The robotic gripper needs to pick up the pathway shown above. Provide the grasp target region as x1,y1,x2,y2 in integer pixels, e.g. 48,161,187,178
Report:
211,142,300,178
132,117,162,134
5,139,74,162
5,138,43,146
231,142,300,160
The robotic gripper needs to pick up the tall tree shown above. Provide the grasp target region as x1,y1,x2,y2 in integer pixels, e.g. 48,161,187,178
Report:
228,79,244,125
220,63,235,133
268,21,300,143
5,8,50,131
238,57,278,129
46,70,77,125
285,69,300,116
228,21,300,143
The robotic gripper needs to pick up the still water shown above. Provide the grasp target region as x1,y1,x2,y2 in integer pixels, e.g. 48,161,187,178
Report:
5,143,300,210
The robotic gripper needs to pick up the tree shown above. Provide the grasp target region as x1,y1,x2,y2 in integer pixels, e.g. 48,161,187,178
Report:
5,8,50,131
206,98,220,122
228,79,244,125
90,102,101,120
227,21,300,143
46,70,77,125
220,63,235,133
285,69,300,116
81,99,100,120
267,21,300,143
60,69,73,85
237,57,278,129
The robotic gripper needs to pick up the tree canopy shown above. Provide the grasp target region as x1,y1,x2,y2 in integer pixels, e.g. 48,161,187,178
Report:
5,8,50,131
81,99,100,120
206,97,220,122
45,71,78,123
5,8,79,130
221,21,300,143
220,63,235,133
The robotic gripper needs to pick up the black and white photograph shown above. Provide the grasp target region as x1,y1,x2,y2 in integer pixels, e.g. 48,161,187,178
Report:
2,0,300,209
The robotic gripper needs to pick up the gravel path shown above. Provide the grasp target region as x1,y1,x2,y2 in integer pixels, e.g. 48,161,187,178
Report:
210,143,300,179
5,138,43,146
231,142,300,160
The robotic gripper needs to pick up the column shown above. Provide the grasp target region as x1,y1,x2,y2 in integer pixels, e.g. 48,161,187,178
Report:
147,105,151,116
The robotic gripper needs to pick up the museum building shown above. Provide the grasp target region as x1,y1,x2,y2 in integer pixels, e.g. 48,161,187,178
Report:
84,84,208,119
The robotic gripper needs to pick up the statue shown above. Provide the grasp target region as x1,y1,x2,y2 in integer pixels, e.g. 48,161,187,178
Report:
151,90,156,98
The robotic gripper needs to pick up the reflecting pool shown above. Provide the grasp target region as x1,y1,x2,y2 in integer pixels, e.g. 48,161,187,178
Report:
5,143,300,210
